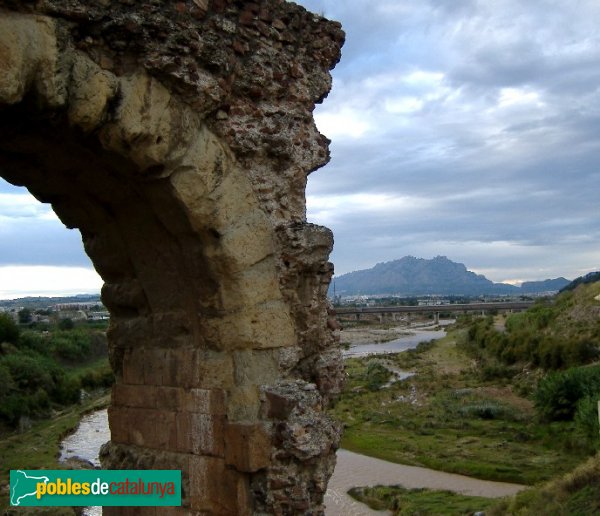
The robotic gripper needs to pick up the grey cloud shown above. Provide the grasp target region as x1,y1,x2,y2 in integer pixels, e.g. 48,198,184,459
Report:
0,210,92,267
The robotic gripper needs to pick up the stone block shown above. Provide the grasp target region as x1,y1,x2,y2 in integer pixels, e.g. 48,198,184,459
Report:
127,408,177,450
226,385,260,421
184,388,227,415
263,390,296,420
155,386,186,410
189,456,250,514
194,350,235,388
176,412,225,457
122,348,146,385
164,347,197,387
107,406,129,444
224,422,272,472
112,384,157,409
215,300,295,350
143,347,168,385
233,349,279,386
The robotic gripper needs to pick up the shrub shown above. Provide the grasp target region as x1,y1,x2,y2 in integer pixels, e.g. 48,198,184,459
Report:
1,353,56,392
364,361,392,391
58,318,75,330
535,366,600,421
459,402,506,420
0,363,15,397
17,331,49,355
0,313,19,344
51,330,92,361
574,395,600,447
80,366,114,390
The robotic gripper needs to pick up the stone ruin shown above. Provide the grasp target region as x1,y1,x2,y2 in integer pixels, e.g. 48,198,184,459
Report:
0,0,344,513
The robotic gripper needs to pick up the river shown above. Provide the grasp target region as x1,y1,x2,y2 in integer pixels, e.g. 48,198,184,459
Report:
343,327,447,357
59,323,524,515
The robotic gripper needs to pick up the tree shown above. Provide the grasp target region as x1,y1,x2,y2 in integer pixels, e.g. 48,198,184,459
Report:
58,318,74,330
0,313,19,344
18,308,32,324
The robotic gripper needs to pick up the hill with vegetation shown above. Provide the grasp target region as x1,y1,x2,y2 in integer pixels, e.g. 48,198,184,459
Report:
560,270,600,293
0,314,112,430
332,255,569,296
465,279,600,370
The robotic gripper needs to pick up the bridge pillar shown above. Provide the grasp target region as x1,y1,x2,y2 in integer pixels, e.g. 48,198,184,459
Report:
434,312,440,324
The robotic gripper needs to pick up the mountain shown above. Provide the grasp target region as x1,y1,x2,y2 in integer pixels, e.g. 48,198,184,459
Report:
332,256,569,297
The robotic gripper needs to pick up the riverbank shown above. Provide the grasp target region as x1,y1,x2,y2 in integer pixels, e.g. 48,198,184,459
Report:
0,392,110,514
331,327,589,485
325,449,524,516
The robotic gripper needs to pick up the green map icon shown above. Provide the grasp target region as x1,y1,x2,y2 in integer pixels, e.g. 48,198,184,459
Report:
10,470,49,506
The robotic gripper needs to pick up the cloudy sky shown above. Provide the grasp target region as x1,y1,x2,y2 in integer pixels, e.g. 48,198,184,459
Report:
301,0,600,283
1,0,599,298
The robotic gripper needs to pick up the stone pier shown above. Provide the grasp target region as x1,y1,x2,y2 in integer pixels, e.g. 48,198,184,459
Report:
0,1,344,513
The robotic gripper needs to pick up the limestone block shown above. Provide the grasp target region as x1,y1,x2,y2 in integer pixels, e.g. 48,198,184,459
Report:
107,406,129,444
184,388,227,415
217,210,275,275
126,408,177,450
68,52,118,132
226,385,260,422
143,347,168,386
112,384,157,409
224,422,272,472
161,347,196,387
213,300,295,350
0,13,65,107
99,72,197,171
189,455,251,515
176,412,225,457
194,350,235,389
155,386,186,411
122,348,146,385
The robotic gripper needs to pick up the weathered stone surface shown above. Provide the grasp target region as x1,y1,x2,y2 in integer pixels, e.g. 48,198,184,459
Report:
0,0,344,513
225,422,272,472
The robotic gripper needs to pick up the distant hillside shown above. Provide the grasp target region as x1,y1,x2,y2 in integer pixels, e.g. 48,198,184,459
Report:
520,277,571,293
0,294,102,309
560,271,600,293
332,256,570,296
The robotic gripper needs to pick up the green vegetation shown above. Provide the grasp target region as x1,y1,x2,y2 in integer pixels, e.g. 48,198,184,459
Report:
364,360,393,390
461,281,600,370
332,332,590,485
0,321,112,429
489,453,600,515
335,280,600,514
0,314,112,513
349,485,497,515
0,394,109,514
560,271,600,293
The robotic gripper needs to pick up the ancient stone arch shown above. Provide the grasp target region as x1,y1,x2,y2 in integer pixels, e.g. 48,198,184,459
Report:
0,1,344,514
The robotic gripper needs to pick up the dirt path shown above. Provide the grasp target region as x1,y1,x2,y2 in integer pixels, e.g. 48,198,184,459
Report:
324,449,526,516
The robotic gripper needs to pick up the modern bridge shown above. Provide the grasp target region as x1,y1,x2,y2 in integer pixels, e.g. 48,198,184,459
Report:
335,301,535,323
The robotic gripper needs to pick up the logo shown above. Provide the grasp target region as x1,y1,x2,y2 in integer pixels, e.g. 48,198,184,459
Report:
10,470,181,507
